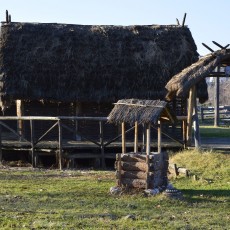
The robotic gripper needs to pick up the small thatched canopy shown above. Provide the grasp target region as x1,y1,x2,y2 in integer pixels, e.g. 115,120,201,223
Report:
0,22,199,108
165,49,230,102
108,99,176,125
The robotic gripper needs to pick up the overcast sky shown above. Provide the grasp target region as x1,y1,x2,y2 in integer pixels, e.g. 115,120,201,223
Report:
0,0,229,55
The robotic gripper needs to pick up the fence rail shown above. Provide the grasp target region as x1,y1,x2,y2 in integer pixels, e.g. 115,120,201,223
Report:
200,106,230,122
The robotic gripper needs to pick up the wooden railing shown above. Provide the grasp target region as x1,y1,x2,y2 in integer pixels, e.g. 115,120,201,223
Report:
0,116,136,170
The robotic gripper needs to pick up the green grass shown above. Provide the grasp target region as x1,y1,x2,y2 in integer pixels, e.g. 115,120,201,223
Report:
0,150,229,229
199,125,230,138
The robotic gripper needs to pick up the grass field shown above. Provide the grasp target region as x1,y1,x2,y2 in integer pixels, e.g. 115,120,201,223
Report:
199,125,230,138
0,150,229,229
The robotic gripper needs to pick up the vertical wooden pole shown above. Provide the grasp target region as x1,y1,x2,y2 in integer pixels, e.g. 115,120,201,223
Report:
142,124,146,153
58,120,63,170
182,119,187,148
122,122,126,154
157,120,162,153
146,123,151,189
193,94,201,148
30,120,36,167
6,10,9,23
16,100,24,140
134,121,138,153
0,125,2,162
187,86,196,146
75,102,82,140
99,121,105,169
214,66,220,127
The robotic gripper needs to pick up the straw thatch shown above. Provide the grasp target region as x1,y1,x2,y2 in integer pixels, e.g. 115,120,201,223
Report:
165,49,230,102
108,99,175,125
0,22,199,108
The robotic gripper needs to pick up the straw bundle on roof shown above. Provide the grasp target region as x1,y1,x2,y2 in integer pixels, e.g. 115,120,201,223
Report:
165,49,230,103
108,99,174,125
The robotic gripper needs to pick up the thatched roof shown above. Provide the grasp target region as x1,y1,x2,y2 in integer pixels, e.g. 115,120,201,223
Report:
0,21,199,108
108,99,176,125
165,49,230,102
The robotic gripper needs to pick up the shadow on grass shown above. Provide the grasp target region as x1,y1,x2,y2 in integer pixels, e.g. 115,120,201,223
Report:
181,189,229,202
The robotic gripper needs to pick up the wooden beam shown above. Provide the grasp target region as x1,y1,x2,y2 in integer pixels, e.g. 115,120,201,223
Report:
214,66,220,127
0,125,2,162
58,120,63,170
182,13,187,27
121,122,126,154
157,120,162,153
146,123,151,189
75,102,82,140
187,86,196,146
6,10,8,23
134,122,138,153
193,89,201,148
16,100,24,139
99,121,105,169
202,43,214,53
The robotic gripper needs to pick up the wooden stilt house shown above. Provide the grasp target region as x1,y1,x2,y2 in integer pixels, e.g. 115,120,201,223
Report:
0,11,214,167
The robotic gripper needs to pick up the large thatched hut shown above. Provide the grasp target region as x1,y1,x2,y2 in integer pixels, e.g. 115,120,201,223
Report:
0,19,207,141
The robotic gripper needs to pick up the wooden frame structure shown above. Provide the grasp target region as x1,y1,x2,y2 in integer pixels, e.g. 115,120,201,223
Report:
109,99,176,189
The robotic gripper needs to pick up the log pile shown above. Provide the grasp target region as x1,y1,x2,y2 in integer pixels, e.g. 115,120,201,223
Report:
115,152,168,189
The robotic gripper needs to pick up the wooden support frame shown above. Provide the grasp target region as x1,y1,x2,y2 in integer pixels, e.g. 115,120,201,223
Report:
145,123,151,189
99,121,105,169
157,120,162,153
122,122,126,154
134,122,138,153
16,100,24,140
187,86,196,146
58,120,63,170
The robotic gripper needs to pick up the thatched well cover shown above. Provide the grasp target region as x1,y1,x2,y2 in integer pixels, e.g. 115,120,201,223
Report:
0,22,198,107
165,49,230,102
108,99,175,125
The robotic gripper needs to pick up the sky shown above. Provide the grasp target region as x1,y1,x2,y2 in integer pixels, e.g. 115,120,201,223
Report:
0,0,229,56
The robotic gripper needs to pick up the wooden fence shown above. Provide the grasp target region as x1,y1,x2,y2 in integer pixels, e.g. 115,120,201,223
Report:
200,106,230,122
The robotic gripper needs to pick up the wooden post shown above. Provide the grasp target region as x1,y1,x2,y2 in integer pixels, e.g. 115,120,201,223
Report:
157,120,162,153
122,122,126,154
75,102,82,140
16,100,24,140
134,121,138,153
142,124,146,153
58,120,63,170
182,119,187,148
30,120,36,167
214,66,220,127
0,125,2,162
193,94,201,148
99,121,105,169
146,123,151,189
187,86,196,146
6,10,9,23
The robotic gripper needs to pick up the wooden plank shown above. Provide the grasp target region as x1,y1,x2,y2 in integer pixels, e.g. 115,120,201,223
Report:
134,122,138,153
113,102,164,108
122,122,126,154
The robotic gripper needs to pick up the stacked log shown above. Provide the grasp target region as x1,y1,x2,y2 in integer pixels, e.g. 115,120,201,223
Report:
115,152,168,189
